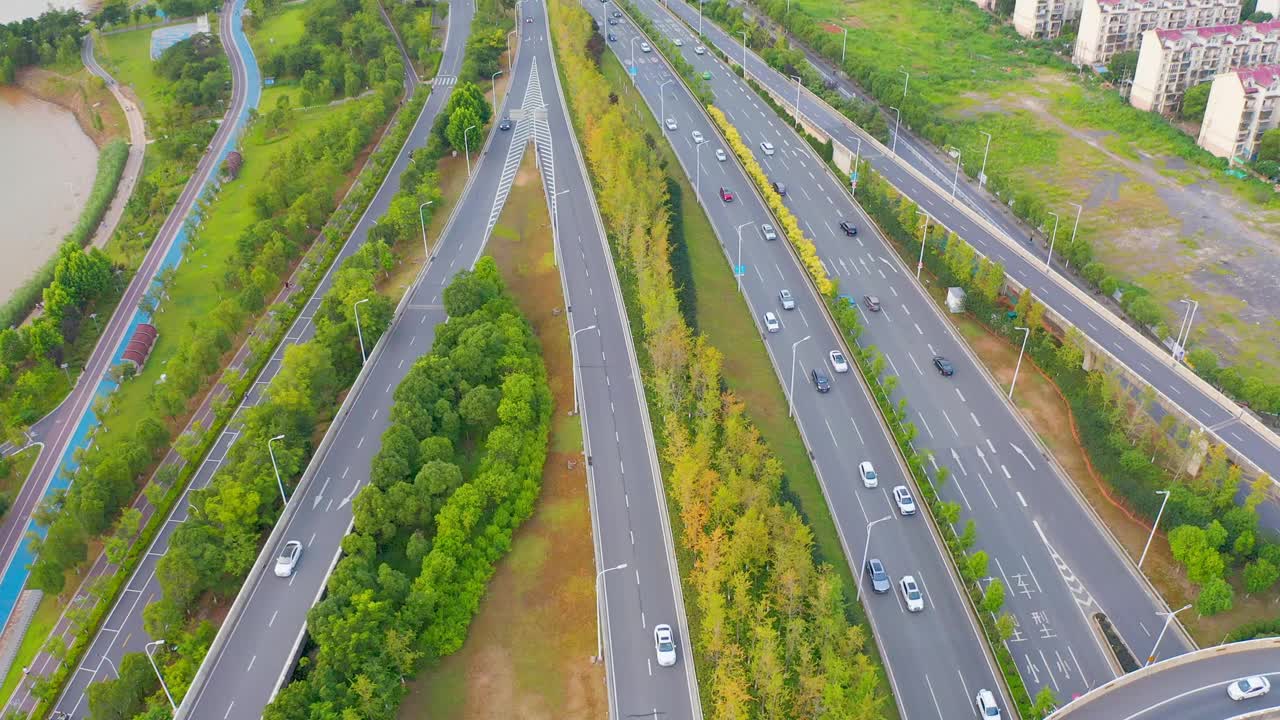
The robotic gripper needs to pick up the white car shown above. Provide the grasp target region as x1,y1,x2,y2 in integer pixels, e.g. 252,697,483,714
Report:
760,141,775,156
673,37,684,46
829,349,849,373
778,289,795,310
665,117,677,131
1228,675,1271,701
893,485,917,515
640,41,652,53
763,311,780,333
694,45,705,54
654,624,677,667
761,223,777,241
975,689,1002,718
858,460,877,488
715,147,727,161
274,540,302,578
691,130,705,144
899,575,924,612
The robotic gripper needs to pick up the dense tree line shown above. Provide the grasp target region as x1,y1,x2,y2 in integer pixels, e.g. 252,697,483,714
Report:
0,8,85,83
258,0,401,107
552,2,889,715
458,0,513,83
262,257,551,716
26,88,399,599
384,0,442,76
855,165,1280,620
155,32,229,109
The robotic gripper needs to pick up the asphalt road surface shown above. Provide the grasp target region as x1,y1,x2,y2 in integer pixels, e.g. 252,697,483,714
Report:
0,0,254,628
26,0,474,716
654,0,1280,503
180,0,700,717
598,0,1195,712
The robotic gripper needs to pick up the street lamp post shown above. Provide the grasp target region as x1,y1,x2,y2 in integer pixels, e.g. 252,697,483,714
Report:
491,70,503,117
695,141,704,201
353,298,371,364
145,640,177,711
857,515,894,601
741,31,748,78
1147,604,1192,665
1066,201,1083,269
418,200,434,262
571,324,599,414
1044,211,1060,270
551,189,571,268
852,135,862,193
699,0,705,34
595,562,629,662
788,335,812,418
978,130,993,189
268,434,288,505
915,211,930,280
841,26,849,64
898,67,910,98
1009,326,1030,401
463,124,477,177
735,221,755,292
947,146,963,200
1139,490,1171,569
60,362,70,382
889,106,901,157
660,79,672,128
790,75,803,128
1173,299,1199,364
507,30,516,75
630,37,639,75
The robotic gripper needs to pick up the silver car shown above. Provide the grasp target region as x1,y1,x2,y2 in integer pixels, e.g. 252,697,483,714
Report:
715,148,727,161
274,540,302,578
761,223,777,241
778,289,795,310
654,624,677,667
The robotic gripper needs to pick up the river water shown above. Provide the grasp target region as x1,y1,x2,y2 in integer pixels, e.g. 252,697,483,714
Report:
0,0,93,24
0,87,98,303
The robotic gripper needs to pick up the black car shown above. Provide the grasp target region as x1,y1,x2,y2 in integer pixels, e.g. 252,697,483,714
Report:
499,117,512,131
865,558,891,594
608,16,617,24
839,220,858,236
811,368,831,393
607,32,617,41
933,356,955,376
772,181,787,196
612,9,622,16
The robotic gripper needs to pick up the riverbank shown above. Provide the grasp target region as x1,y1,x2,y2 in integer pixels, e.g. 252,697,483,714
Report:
14,64,126,149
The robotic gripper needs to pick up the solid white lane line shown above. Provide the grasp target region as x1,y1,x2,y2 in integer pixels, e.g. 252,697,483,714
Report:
826,419,839,447
909,353,924,375
924,674,945,719
1016,491,1027,507
1021,554,1044,593
918,412,935,439
956,388,966,403
970,411,982,428
1001,464,1011,479
978,474,999,508
849,416,865,444
941,409,959,437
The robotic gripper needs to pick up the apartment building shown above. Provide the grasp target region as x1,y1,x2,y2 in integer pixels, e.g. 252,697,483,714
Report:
1198,63,1280,159
1073,0,1243,66
1131,21,1280,114
1013,0,1085,39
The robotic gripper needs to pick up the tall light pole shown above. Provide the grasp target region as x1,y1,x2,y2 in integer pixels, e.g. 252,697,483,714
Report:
145,640,177,711
1174,299,1193,360
695,141,704,201
507,30,516,76
735,221,755,292
851,135,862,193
571,324,599,414
788,335,812,418
915,210,930,279
418,200,434,262
898,67,910,98
857,515,894,601
1174,298,1199,364
841,26,849,64
1147,604,1191,666
1066,201,1083,269
268,434,288,505
699,0,704,35
659,79,672,127
978,130,993,189
463,124,477,177
630,36,639,74
947,146,963,200
790,74,803,128
1009,326,1030,401
1044,211,1060,270
1139,490,1171,569
490,70,503,117
551,189,570,268
889,106,901,157
596,562,628,662
353,297,370,364
741,31,748,78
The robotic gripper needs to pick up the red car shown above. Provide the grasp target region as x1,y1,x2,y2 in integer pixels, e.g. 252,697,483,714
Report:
719,187,734,202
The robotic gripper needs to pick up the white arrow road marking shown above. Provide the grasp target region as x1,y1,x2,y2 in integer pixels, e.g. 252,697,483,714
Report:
313,476,330,509
950,448,968,476
975,446,993,474
338,480,362,509
1010,442,1036,470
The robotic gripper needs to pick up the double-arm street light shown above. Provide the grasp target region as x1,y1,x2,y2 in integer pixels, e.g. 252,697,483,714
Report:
353,297,371,364
1147,604,1191,666
596,562,629,662
1173,299,1199,364
268,434,288,505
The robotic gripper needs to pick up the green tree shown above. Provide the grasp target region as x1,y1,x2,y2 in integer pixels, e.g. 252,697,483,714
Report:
996,612,1017,642
445,105,482,154
981,578,1005,614
1180,82,1211,122
965,550,989,582
1108,50,1139,80
86,652,158,720
1244,557,1280,595
1258,128,1280,163
1195,577,1234,615
1031,686,1058,717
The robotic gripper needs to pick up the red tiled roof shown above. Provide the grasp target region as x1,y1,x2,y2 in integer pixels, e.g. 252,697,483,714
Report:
1236,63,1280,89
122,323,158,368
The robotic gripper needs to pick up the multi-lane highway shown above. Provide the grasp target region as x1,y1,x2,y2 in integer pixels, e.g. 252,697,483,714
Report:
597,0,1195,711
0,0,257,631
654,0,1280,497
10,1,472,715
176,0,702,717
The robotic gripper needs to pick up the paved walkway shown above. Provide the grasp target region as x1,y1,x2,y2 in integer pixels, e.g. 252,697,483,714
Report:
81,33,147,251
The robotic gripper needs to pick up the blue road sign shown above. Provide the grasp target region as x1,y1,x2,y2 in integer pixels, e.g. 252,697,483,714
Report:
734,265,746,276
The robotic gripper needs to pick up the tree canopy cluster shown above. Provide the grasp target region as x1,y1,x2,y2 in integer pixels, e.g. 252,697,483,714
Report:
155,32,230,109
384,0,441,76
257,0,402,107
459,0,513,83
443,81,491,154
264,257,551,717
0,8,85,83
551,2,889,714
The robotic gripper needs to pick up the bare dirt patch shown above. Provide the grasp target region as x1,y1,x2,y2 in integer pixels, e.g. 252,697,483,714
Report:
16,66,128,148
398,152,606,720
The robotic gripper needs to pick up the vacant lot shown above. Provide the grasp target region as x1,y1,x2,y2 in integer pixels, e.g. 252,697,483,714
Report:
793,0,1280,378
400,155,606,720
